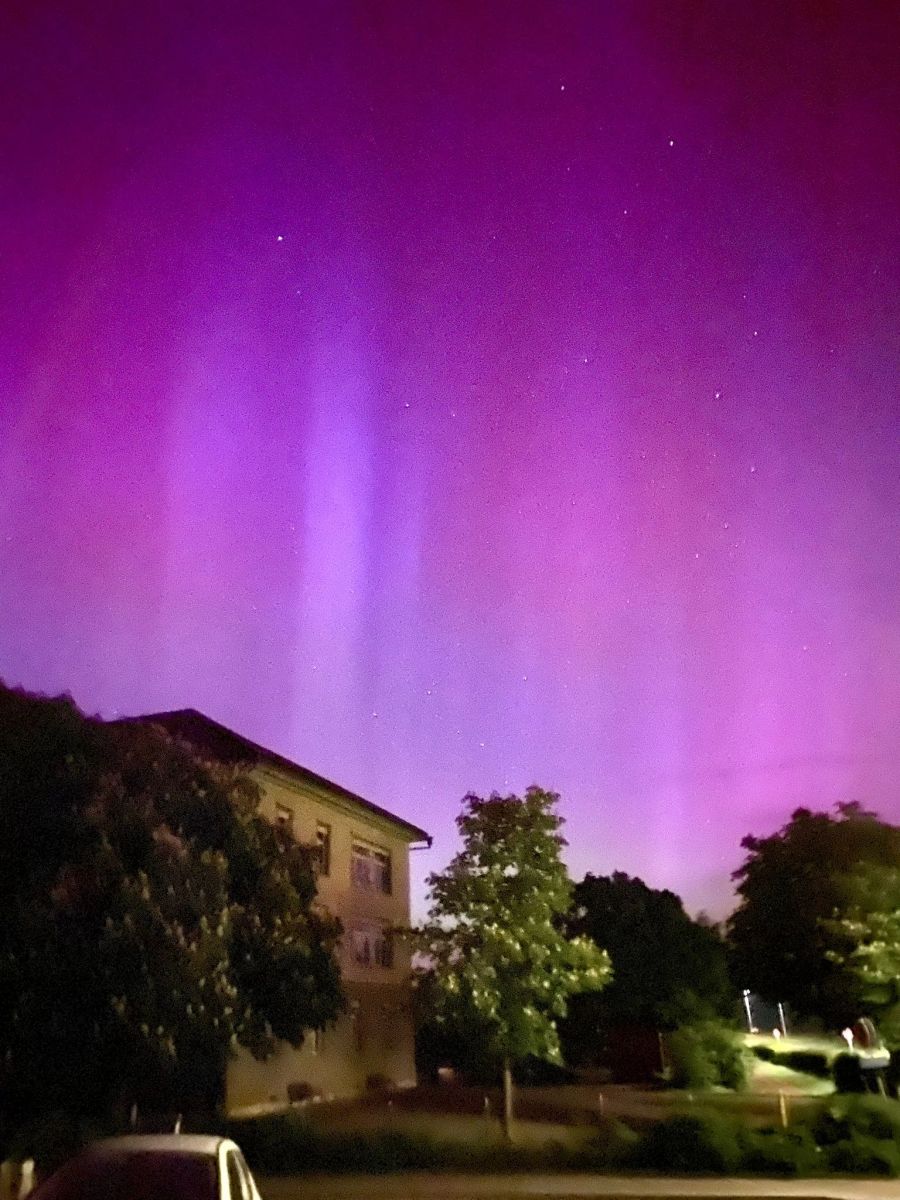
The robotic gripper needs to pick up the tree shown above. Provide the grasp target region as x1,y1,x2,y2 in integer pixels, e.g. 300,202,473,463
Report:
0,683,343,1133
826,863,900,1045
728,803,900,1027
562,872,732,1066
416,788,610,1138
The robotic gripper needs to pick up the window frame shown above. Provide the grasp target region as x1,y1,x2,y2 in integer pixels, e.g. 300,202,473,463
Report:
274,803,294,834
350,839,392,894
350,920,394,970
314,821,331,877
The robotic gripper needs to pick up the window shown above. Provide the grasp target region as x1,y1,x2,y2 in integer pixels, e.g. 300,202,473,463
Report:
275,803,293,833
314,822,331,876
350,841,391,893
351,922,394,969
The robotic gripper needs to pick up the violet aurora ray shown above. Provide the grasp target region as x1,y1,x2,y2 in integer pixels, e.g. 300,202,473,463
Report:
0,2,897,920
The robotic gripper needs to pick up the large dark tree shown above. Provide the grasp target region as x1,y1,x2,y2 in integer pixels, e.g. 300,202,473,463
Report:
727,803,900,1028
562,872,731,1066
0,683,343,1132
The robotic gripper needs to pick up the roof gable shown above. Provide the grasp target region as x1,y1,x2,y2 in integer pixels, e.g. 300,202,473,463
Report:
121,708,431,845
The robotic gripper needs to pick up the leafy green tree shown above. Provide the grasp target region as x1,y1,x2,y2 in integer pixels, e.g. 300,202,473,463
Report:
826,864,900,1045
562,872,732,1066
417,787,611,1137
728,803,900,1027
0,683,343,1131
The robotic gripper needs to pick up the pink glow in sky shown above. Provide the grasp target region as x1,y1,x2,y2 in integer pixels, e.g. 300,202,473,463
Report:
1,2,898,918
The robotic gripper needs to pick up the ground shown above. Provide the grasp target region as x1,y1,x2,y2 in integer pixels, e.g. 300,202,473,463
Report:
258,1173,900,1200
285,1047,836,1150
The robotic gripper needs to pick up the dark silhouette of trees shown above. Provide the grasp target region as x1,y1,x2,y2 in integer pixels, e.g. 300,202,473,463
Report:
0,683,342,1131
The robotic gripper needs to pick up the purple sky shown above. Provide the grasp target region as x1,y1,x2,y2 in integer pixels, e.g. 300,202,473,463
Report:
1,2,898,919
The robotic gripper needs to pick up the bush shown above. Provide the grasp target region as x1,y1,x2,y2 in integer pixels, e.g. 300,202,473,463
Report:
778,1051,829,1077
824,1137,900,1177
573,1120,639,1169
813,1095,900,1145
751,1044,776,1062
833,1053,866,1093
741,1127,822,1176
514,1056,577,1085
885,1049,900,1097
8,1112,105,1179
627,1114,743,1173
666,1022,748,1091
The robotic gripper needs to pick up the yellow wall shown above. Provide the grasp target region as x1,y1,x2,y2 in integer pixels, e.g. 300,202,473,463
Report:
226,765,419,1110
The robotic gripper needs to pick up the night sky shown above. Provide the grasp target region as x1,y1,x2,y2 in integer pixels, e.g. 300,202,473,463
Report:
1,2,898,919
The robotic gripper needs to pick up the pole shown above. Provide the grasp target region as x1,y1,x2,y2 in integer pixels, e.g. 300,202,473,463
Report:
741,989,753,1032
501,1057,514,1142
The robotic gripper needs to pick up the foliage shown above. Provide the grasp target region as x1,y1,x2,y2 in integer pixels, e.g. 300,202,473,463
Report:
221,1109,635,1175
813,1095,900,1144
750,1044,831,1076
665,1021,748,1090
740,1127,822,1176
832,1054,866,1093
815,1097,900,1176
751,1043,776,1062
8,1112,108,1180
777,1050,831,1076
0,683,343,1128
728,803,900,1026
562,872,731,1065
215,1102,900,1179
416,789,610,1129
825,863,900,1044
418,789,610,1064
626,1113,743,1173
825,1136,900,1176
413,966,499,1084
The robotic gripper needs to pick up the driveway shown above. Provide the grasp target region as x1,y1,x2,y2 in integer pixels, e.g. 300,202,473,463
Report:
259,1173,900,1200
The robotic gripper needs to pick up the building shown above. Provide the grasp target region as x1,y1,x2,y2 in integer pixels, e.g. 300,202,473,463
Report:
136,709,430,1110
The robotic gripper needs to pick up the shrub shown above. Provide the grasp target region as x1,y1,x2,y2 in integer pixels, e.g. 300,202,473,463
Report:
514,1056,577,1085
833,1053,866,1093
223,1113,319,1174
825,1137,900,1177
813,1095,900,1145
666,1022,748,1091
751,1044,776,1062
574,1120,640,1169
779,1051,829,1077
741,1127,821,1176
8,1112,105,1179
627,1114,743,1173
886,1049,900,1097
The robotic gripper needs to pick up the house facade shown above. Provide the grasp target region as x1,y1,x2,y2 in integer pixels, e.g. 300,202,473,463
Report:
138,709,430,1111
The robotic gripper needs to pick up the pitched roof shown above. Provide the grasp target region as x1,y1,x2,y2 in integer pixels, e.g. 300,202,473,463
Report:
123,708,431,845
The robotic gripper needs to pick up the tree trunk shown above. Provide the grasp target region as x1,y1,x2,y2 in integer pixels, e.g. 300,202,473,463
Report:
501,1057,514,1141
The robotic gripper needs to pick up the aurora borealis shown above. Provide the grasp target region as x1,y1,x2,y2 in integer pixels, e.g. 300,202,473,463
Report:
1,2,897,916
